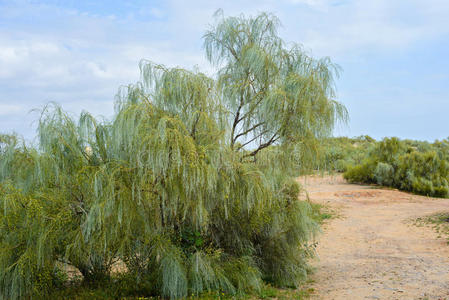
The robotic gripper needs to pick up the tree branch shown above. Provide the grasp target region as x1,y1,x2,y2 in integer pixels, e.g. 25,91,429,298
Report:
190,113,200,140
244,131,281,159
233,122,265,144
236,129,270,151
237,82,266,123
230,96,244,149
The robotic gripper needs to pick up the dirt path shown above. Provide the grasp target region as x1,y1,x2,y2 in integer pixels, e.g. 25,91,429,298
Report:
300,175,449,300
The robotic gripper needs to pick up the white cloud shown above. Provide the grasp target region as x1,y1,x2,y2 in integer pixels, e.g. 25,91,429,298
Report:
285,0,332,11
0,0,448,140
0,104,24,116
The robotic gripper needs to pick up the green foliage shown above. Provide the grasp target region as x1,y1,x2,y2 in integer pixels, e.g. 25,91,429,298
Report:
0,11,345,299
414,212,449,243
374,162,394,186
309,202,335,224
45,281,314,300
319,136,374,173
342,137,449,198
343,162,375,184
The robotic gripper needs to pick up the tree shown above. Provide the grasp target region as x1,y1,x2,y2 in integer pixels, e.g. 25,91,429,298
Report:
204,11,346,158
0,11,346,299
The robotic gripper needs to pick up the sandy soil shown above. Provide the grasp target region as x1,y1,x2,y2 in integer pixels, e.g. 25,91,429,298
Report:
299,175,449,300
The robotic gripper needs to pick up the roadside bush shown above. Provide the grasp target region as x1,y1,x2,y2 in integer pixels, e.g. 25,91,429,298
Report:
320,136,374,173
343,137,449,198
374,162,394,186
343,161,375,184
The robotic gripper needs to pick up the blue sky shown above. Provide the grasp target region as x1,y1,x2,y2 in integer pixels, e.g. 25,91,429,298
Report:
0,0,448,142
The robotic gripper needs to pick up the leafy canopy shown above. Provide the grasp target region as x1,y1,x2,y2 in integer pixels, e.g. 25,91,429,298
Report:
0,11,346,299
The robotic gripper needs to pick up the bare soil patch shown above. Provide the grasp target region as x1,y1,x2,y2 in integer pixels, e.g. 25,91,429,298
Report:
300,175,449,300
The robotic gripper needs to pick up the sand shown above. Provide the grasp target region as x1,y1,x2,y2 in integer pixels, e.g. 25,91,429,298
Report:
300,175,449,300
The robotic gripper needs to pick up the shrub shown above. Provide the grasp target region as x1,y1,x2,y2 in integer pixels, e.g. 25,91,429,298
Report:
344,161,376,184
342,137,449,198
319,136,375,173
374,162,394,186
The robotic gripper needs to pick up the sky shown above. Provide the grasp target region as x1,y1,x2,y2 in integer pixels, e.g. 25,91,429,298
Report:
0,0,448,142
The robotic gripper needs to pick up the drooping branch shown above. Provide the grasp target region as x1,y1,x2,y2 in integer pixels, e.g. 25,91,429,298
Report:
244,130,281,159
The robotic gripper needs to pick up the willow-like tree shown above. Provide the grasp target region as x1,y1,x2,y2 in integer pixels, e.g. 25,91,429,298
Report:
0,11,346,299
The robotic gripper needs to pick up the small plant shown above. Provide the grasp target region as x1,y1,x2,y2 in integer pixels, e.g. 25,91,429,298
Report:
414,212,449,243
309,202,336,224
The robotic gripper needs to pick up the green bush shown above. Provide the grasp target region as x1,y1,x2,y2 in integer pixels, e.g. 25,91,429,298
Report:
374,162,394,186
319,136,375,173
343,161,376,184
342,137,449,198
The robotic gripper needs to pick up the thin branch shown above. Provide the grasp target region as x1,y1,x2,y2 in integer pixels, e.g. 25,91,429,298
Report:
230,96,244,148
237,83,266,123
233,122,265,144
190,114,200,140
244,131,281,159
236,129,270,151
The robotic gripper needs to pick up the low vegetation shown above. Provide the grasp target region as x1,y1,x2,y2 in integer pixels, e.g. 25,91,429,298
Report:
414,212,449,243
44,283,315,300
0,11,346,299
320,136,449,198
319,136,374,172
345,137,449,197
